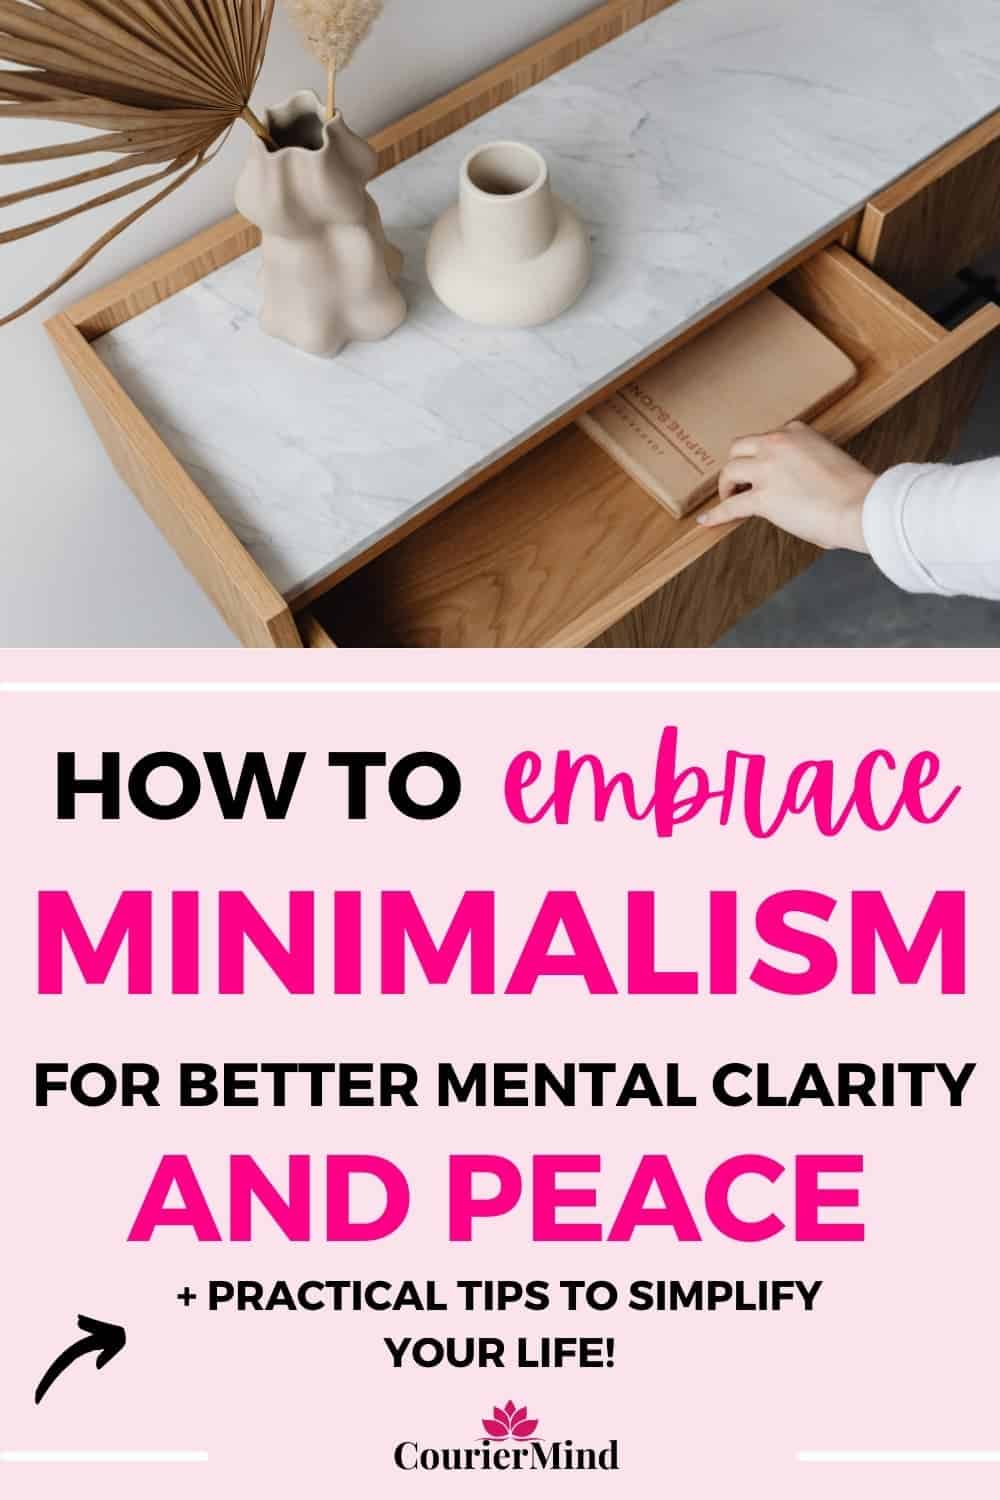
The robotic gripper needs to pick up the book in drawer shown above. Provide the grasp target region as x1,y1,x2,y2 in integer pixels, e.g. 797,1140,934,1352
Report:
578,291,859,518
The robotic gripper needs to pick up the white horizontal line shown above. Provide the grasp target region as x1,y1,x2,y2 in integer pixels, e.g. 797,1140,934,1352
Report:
798,1452,1000,1464
1,1452,209,1464
1,682,999,695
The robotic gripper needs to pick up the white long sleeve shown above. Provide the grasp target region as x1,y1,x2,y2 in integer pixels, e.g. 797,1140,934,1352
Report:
862,459,1000,599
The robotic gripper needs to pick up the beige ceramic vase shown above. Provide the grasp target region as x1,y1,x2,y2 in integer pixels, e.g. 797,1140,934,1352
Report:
427,141,591,328
235,91,406,358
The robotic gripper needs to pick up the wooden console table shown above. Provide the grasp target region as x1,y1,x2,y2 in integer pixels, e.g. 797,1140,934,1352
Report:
48,0,1000,648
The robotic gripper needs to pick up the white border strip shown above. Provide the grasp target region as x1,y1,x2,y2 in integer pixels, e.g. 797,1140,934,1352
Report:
2,681,1000,695
799,1452,1000,1464
1,1451,209,1464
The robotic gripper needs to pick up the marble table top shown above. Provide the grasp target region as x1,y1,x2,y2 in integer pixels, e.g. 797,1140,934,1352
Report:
97,0,1000,603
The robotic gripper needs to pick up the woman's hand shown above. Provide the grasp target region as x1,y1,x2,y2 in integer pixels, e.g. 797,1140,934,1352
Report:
697,422,875,552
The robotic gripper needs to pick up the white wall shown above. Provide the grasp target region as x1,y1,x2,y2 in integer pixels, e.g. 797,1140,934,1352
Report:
0,0,596,646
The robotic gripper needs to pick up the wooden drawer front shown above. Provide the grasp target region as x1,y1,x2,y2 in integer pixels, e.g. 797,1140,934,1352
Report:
304,248,1000,650
857,112,1000,303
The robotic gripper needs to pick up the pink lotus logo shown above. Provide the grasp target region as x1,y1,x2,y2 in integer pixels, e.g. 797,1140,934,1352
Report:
483,1401,539,1442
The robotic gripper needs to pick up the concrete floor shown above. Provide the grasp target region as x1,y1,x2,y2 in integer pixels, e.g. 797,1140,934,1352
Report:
720,274,1000,649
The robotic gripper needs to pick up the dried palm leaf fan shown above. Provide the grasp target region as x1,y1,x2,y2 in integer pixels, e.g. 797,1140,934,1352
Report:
0,0,278,326
281,0,383,119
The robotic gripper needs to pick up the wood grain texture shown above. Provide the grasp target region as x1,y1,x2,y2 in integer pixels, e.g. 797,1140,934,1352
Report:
370,0,681,172
46,312,302,648
310,423,819,648
777,248,941,369
309,252,1000,650
591,523,819,649
810,302,1000,449
66,213,260,340
297,610,338,648
857,111,1000,302
847,317,1000,472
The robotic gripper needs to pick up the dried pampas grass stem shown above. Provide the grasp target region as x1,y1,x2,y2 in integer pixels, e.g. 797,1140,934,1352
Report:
0,0,278,326
281,0,383,119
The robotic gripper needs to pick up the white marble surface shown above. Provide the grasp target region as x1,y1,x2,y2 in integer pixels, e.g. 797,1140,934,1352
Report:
98,0,1000,603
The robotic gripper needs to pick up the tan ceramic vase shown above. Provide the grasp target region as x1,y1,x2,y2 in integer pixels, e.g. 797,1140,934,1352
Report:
235,92,406,358
427,141,591,328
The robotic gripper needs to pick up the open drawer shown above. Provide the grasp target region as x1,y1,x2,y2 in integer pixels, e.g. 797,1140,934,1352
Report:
302,247,1000,649
856,111,1000,304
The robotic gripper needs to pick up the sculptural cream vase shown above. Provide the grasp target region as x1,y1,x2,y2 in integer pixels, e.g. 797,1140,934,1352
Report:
235,92,406,358
427,141,591,328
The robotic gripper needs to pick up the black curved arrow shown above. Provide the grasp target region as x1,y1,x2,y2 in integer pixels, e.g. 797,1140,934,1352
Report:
35,1316,127,1406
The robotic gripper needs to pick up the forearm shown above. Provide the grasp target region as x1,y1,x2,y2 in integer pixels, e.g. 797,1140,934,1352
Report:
863,459,1000,599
